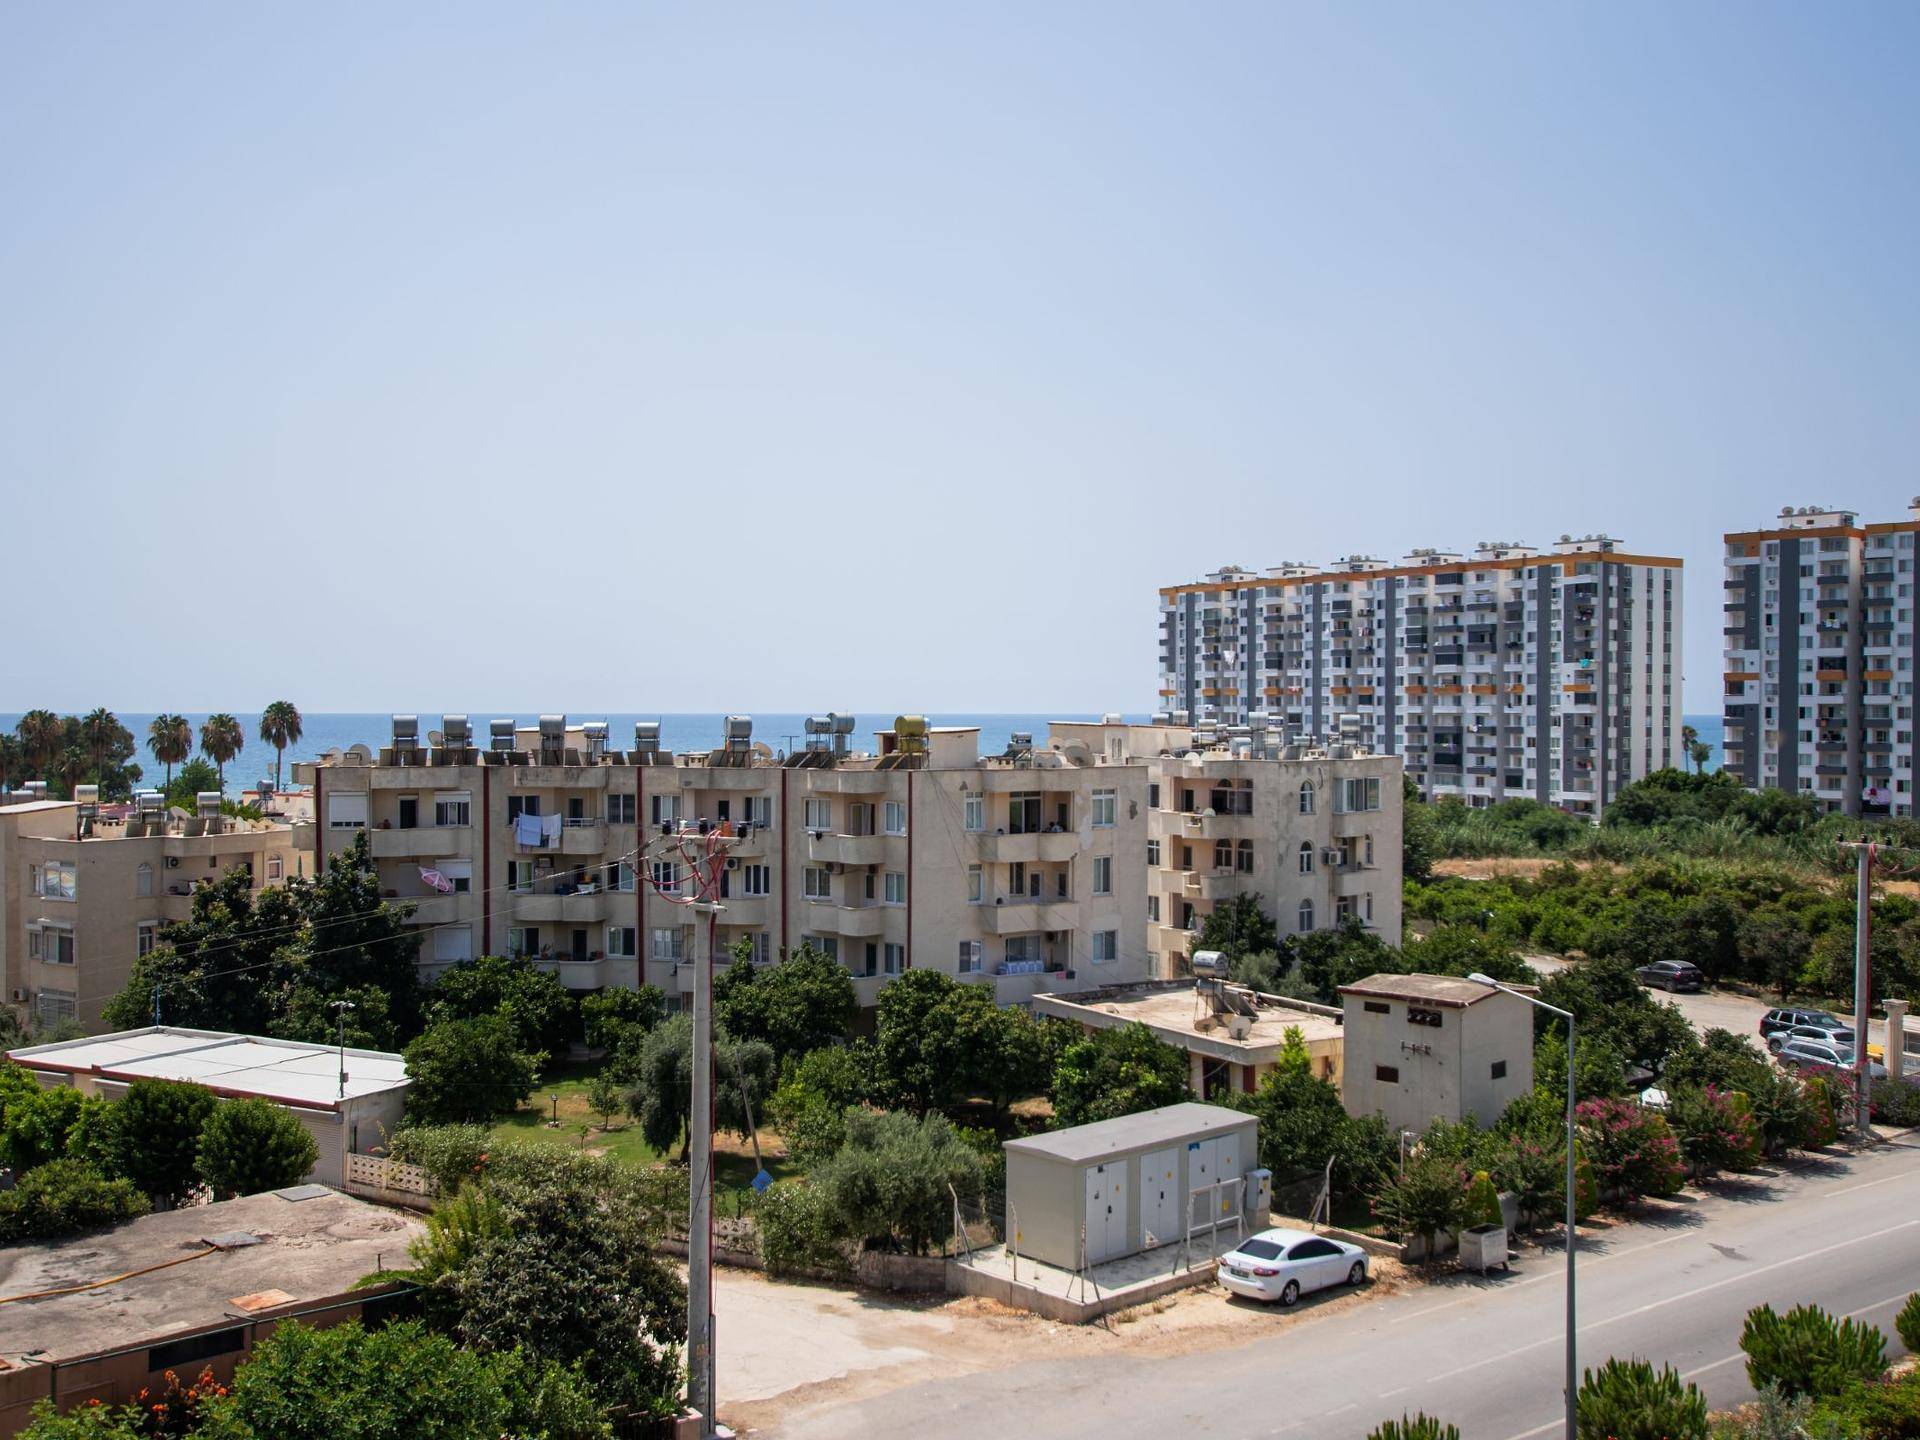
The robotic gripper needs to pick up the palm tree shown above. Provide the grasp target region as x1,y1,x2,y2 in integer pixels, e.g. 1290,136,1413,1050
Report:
0,734,20,793
15,709,62,778
258,701,304,793
199,714,244,794
1681,724,1709,777
80,707,119,780
148,714,192,794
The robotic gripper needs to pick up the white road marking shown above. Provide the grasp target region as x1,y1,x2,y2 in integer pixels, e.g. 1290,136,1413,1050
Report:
1391,1227,1697,1323
1828,1165,1920,1198
1493,1420,1561,1440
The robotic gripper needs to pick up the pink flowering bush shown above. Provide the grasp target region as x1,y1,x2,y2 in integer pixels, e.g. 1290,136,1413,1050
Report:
1575,1098,1686,1202
1668,1084,1762,1179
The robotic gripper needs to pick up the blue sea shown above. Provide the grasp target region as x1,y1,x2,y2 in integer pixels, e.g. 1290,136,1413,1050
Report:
2,709,1727,786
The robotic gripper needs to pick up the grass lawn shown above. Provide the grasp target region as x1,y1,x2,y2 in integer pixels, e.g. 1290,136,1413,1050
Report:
485,1062,797,1209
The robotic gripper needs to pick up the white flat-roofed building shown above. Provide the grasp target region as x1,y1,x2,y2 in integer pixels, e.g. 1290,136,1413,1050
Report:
7,1026,409,1185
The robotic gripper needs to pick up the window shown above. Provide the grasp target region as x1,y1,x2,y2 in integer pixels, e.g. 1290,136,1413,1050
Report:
650,794,681,827
1214,838,1233,870
607,926,637,958
957,939,983,973
605,793,636,825
1093,856,1112,895
135,862,153,897
652,928,684,961
883,942,905,974
743,796,772,827
1491,1060,1508,1080
606,861,636,892
1298,781,1315,815
327,793,368,830
1336,894,1356,923
1288,1238,1340,1261
964,794,984,832
30,926,75,965
1147,894,1161,922
442,860,473,894
1336,777,1382,813
804,866,832,900
1147,838,1161,867
1007,793,1041,834
33,861,77,900
744,931,772,964
34,990,76,1027
1092,789,1117,827
968,864,984,903
1299,841,1314,875
884,801,907,835
266,854,284,882
435,792,472,827
884,871,905,904
1236,839,1254,874
1092,930,1118,963
1148,783,1161,809
1363,1000,1390,1015
507,926,539,956
804,934,840,961
741,864,771,897
137,922,158,958
651,860,681,894
803,798,832,832
1375,1064,1400,1083
1297,899,1314,932
508,861,535,893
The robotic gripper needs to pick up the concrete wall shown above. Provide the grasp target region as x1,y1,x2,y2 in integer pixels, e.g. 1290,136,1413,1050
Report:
1339,989,1532,1135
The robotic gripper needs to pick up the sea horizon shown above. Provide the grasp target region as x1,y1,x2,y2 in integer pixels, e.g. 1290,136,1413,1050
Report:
2,708,1728,786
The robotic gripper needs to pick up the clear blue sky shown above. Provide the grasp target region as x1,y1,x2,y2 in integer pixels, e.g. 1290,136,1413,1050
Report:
4,2,1917,715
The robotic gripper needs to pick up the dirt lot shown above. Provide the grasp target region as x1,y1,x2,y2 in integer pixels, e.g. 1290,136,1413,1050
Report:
718,1257,1413,1435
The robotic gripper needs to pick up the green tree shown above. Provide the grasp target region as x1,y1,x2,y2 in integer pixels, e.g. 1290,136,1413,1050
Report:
0,1082,115,1174
295,831,425,1033
163,755,221,810
1366,1417,1460,1440
198,713,244,792
807,1107,985,1255
871,968,1020,1116
0,734,21,792
0,1159,149,1242
1231,1065,1394,1209
1401,774,1437,884
1739,913,1813,998
621,1014,773,1156
147,713,193,795
581,985,665,1056
404,1015,542,1126
1196,892,1279,961
14,709,63,777
713,941,856,1064
1371,1153,1465,1255
425,953,577,1058
258,700,304,793
199,1098,320,1198
107,1078,218,1207
1051,1023,1190,1128
1740,1302,1888,1400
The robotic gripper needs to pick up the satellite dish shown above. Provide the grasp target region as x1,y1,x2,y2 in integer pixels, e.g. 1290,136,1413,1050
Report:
346,743,373,761
323,747,344,762
751,742,773,760
428,730,445,747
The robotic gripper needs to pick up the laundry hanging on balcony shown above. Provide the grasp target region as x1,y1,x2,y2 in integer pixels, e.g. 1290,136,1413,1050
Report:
418,867,454,895
514,811,544,847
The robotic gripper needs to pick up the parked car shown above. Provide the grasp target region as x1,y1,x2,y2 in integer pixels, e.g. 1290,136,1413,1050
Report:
1767,1023,1885,1061
1218,1227,1370,1306
1761,1007,1844,1039
1776,1038,1888,1079
1636,960,1704,993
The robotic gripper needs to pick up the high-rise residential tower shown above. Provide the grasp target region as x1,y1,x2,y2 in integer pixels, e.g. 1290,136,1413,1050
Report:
1158,534,1684,815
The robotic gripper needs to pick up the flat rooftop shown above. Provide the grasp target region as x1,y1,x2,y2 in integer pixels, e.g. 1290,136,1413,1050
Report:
0,1188,422,1366
9,1027,409,1110
1005,1101,1252,1163
1339,973,1517,1009
1034,982,1344,1062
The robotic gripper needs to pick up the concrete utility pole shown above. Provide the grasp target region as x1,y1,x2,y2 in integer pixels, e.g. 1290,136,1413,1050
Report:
687,896,718,1433
1841,840,1875,1137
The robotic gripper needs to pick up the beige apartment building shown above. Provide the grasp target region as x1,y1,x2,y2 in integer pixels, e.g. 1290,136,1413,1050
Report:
299,715,1152,1009
1050,719,1403,976
0,788,307,1031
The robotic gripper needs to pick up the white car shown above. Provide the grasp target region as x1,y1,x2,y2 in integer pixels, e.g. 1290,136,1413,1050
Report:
1218,1227,1370,1306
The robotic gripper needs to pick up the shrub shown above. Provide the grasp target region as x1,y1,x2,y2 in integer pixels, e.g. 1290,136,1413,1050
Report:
198,1098,320,1199
386,1124,490,1194
751,1181,849,1276
1740,1302,1888,1399
1575,1356,1708,1440
0,1160,149,1241
1463,1170,1502,1229
1669,1085,1761,1178
1808,1369,1920,1439
1050,1023,1190,1129
1365,1416,1460,1440
1895,1291,1920,1355
1575,1098,1685,1201
17,1400,148,1438
1371,1155,1466,1254
1801,1073,1843,1148
403,1015,542,1126
1870,1076,1920,1129
108,1078,218,1207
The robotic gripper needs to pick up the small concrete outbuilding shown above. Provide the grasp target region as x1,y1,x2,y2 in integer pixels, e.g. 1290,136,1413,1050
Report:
1337,973,1534,1136
1004,1102,1261,1271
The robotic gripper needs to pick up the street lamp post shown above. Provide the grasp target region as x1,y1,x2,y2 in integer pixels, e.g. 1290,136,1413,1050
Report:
1470,972,1578,1439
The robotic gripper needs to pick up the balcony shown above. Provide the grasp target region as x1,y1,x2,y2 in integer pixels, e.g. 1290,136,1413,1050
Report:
804,770,891,795
713,894,770,927
533,955,639,991
561,819,609,855
1178,809,1258,839
974,830,1081,863
984,898,1076,936
398,895,461,925
807,832,891,867
803,901,892,938
509,889,613,923
515,766,608,790
1181,869,1242,900
370,827,467,860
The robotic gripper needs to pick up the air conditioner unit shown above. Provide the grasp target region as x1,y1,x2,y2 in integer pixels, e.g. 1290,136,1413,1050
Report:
166,856,181,869
726,857,739,870
9,989,25,1004
829,862,843,875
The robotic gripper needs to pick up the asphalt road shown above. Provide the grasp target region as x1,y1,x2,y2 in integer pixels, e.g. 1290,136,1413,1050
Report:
778,1139,1920,1439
